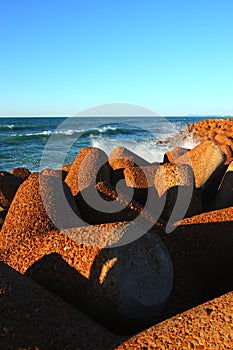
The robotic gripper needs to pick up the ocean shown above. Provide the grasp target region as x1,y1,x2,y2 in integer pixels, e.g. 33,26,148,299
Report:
0,116,224,172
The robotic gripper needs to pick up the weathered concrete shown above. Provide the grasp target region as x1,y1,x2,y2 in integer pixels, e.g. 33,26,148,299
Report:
154,163,199,223
124,165,159,188
0,175,173,334
41,168,67,180
117,290,233,349
109,147,150,170
65,147,110,196
176,140,226,189
25,229,173,334
163,147,189,164
0,171,22,208
0,262,121,350
214,161,233,209
10,167,31,181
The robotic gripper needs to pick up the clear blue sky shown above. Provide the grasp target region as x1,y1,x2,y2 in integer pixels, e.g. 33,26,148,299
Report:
1,0,233,116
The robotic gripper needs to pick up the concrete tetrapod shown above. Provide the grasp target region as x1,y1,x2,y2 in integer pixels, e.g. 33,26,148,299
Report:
25,228,173,334
0,262,121,350
65,147,111,196
176,140,226,189
0,173,173,334
10,167,31,181
109,147,150,170
154,163,200,228
163,147,190,164
213,161,233,209
124,165,159,188
0,171,22,208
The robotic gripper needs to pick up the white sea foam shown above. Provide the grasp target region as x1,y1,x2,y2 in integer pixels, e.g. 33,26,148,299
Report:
10,125,122,138
11,131,52,137
94,125,117,133
7,124,14,129
91,129,200,163
91,138,168,163
11,129,86,137
179,135,200,149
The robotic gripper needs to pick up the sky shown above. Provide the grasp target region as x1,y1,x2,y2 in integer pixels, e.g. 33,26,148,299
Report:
0,0,233,116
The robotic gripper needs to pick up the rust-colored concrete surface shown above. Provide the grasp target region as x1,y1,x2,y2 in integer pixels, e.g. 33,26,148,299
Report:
65,147,110,195
1,118,233,348
176,140,226,189
0,172,22,208
124,165,159,188
175,205,233,225
218,144,233,164
1,260,233,349
0,262,122,350
41,168,67,180
154,163,199,221
158,118,233,165
61,162,73,173
155,163,194,197
188,118,233,152
96,181,155,222
117,291,233,349
10,167,31,181
213,161,233,209
109,146,150,170
0,173,172,334
163,146,189,164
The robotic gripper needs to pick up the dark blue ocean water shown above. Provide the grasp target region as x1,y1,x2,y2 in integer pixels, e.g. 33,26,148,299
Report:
0,116,225,172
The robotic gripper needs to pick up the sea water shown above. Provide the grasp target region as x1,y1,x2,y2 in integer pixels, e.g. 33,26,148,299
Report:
0,116,223,172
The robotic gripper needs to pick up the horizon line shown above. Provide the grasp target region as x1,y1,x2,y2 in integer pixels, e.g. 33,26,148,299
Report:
0,114,232,118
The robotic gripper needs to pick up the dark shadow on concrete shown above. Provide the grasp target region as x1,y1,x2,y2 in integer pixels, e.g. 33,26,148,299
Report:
75,183,141,225
25,218,233,337
156,219,233,322
201,164,228,212
0,261,124,350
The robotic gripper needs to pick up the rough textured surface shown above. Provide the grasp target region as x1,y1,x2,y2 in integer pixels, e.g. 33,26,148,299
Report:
10,167,31,181
123,207,233,344
1,117,233,348
161,207,233,318
117,290,233,349
163,147,189,164
218,144,233,164
175,205,233,225
176,140,226,189
213,161,233,209
61,162,73,173
0,173,172,334
187,118,233,151
0,206,7,227
95,181,161,227
110,167,150,206
0,171,22,209
0,200,233,344
154,163,199,221
1,259,233,349
5,187,229,339
175,122,233,211
41,168,67,181
109,147,150,170
114,165,160,206
0,223,173,334
24,228,173,334
124,165,159,188
0,262,122,350
155,164,194,197
65,147,110,196
0,173,79,248
76,179,144,225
